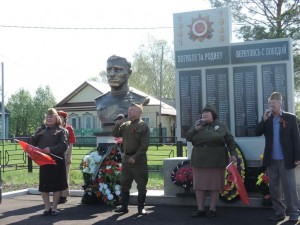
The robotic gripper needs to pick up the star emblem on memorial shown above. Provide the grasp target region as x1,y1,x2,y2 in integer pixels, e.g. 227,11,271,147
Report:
188,15,214,42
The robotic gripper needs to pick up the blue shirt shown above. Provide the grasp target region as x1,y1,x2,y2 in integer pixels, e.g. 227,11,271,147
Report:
272,113,284,159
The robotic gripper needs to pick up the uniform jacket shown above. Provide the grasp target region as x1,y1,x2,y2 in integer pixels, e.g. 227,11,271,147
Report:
112,118,150,164
186,120,237,168
256,111,300,169
29,125,68,157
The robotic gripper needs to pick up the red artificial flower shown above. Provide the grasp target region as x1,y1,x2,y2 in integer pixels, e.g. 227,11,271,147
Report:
111,149,116,155
101,168,107,173
262,174,269,184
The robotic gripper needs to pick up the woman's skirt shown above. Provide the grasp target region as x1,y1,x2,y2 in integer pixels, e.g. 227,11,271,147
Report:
192,167,225,191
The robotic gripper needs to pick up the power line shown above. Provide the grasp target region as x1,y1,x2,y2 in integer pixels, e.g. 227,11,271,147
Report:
0,24,173,30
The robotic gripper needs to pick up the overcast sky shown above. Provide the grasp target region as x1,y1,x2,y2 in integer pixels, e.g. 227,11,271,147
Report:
0,0,211,102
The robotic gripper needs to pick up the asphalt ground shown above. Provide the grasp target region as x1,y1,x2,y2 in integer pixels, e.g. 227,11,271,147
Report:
0,194,299,225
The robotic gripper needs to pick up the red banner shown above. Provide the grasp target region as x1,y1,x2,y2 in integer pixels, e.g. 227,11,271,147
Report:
226,162,250,206
17,140,56,166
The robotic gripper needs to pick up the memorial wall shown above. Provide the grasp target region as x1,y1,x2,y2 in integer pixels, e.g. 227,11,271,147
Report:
174,8,294,160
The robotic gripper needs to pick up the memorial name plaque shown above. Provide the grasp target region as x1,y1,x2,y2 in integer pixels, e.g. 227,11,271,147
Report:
262,63,288,111
175,46,230,69
205,68,230,128
233,66,258,137
231,41,289,64
179,70,202,138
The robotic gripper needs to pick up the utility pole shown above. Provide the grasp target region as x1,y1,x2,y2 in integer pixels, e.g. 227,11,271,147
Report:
159,46,163,143
1,62,4,142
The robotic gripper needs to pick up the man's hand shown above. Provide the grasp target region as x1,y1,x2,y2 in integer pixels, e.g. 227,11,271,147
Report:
128,157,135,164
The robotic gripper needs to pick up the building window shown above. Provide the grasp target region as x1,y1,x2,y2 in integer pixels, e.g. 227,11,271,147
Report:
141,117,150,126
71,118,77,129
83,112,94,129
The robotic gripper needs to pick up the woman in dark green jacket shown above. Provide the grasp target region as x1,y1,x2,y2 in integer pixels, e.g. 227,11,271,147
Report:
186,103,237,218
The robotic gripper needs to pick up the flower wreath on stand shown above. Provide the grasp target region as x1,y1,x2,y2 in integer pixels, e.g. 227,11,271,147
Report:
256,155,272,207
171,160,193,196
220,143,247,203
81,138,123,206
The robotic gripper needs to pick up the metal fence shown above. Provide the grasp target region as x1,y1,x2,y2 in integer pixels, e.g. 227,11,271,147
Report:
0,137,187,173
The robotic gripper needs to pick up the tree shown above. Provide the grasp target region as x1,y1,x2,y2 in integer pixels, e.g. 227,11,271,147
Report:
6,89,34,137
32,86,56,129
6,86,56,137
209,0,300,90
130,36,175,99
88,71,107,83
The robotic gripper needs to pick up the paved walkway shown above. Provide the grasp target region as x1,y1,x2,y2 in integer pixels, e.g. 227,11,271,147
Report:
0,194,297,225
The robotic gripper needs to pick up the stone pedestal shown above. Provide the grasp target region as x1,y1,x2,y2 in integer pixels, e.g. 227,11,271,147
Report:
163,157,193,196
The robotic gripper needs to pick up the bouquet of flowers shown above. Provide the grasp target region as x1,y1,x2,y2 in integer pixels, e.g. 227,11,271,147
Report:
81,150,103,188
171,160,193,192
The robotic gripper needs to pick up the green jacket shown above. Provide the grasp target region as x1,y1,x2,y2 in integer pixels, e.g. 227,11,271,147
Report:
112,118,150,164
186,120,237,168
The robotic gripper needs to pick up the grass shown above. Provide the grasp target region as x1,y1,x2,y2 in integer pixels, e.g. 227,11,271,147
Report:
1,169,164,192
0,142,186,192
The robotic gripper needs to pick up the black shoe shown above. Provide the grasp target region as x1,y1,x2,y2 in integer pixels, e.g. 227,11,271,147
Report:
42,209,52,216
51,210,59,216
58,197,67,204
206,210,216,218
268,213,285,221
191,210,206,218
138,208,148,215
289,213,299,222
114,206,129,214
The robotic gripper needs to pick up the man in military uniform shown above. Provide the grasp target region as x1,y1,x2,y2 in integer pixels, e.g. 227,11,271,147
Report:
112,103,150,215
95,55,149,127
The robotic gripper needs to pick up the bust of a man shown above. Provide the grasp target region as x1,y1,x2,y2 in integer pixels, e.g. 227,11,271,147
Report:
95,55,149,126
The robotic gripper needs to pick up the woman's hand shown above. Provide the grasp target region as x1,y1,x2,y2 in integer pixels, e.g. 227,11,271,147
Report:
229,155,237,162
41,147,50,154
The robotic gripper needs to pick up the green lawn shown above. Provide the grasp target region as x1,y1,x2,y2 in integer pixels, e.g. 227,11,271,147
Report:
1,169,164,192
0,144,184,192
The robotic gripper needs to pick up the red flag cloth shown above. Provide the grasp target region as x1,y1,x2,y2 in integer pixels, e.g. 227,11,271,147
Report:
226,162,250,206
17,140,56,166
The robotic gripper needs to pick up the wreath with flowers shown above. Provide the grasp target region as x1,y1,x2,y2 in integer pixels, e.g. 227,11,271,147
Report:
81,138,123,206
171,160,193,192
220,143,247,203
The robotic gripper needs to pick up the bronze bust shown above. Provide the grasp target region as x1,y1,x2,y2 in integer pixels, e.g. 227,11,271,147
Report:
95,55,149,126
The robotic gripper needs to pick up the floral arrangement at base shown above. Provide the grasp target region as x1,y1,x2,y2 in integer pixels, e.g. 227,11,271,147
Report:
220,143,246,203
171,160,193,194
256,171,272,206
81,139,123,206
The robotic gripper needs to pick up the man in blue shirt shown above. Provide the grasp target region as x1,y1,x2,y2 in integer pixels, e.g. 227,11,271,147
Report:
256,92,300,222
